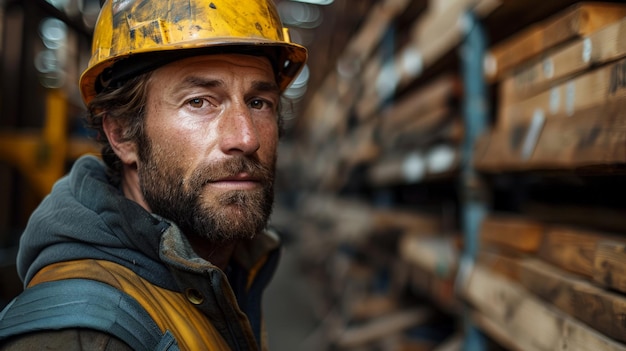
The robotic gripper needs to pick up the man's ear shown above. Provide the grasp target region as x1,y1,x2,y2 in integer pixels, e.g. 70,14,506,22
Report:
102,115,139,166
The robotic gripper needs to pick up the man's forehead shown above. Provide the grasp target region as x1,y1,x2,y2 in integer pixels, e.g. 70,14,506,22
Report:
159,53,275,74
149,54,280,94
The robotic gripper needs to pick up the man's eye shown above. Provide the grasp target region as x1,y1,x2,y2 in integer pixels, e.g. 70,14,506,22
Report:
188,98,206,108
250,99,267,110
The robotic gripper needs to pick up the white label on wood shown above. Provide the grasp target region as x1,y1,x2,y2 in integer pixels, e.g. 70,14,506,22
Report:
521,109,545,160
459,12,471,35
401,46,423,79
549,87,560,114
543,58,555,79
376,61,400,100
402,152,426,183
427,145,456,174
484,53,497,78
566,81,576,117
583,38,592,64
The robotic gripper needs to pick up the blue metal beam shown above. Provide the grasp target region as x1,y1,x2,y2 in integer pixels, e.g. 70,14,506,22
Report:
459,10,488,351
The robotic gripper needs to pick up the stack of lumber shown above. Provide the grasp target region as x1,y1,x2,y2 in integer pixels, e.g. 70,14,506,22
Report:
475,2,626,172
282,1,502,349
295,0,499,192
285,195,461,350
461,214,626,350
353,0,499,122
399,231,462,314
366,74,464,187
279,1,626,350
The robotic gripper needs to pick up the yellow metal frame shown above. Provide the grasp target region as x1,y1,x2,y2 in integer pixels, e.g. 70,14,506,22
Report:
0,89,99,198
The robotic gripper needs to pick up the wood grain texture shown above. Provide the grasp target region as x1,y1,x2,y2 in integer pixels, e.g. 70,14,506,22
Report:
501,15,626,103
538,226,623,277
476,96,626,172
594,241,626,294
480,215,545,253
499,56,626,129
486,2,626,81
463,263,626,351
520,258,626,344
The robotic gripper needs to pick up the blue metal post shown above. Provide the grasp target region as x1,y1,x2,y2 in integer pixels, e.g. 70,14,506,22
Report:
459,10,488,351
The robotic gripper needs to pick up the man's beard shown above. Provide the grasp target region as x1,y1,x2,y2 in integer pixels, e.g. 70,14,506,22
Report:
137,138,275,243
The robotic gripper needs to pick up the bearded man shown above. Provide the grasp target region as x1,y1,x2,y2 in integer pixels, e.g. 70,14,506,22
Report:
0,0,307,350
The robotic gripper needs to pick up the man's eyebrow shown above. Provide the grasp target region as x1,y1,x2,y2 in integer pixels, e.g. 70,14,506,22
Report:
179,76,224,89
251,81,280,95
176,77,279,94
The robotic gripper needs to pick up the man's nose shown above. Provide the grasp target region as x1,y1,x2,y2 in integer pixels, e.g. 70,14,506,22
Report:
218,104,261,155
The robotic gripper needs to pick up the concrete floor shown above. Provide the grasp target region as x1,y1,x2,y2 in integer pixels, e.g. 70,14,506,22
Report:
263,243,324,351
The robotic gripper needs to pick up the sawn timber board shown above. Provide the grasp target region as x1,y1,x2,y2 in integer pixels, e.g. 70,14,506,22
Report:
463,263,626,351
501,14,626,103
486,2,626,82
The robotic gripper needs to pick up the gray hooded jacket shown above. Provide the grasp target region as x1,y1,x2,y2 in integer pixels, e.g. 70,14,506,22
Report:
7,155,281,350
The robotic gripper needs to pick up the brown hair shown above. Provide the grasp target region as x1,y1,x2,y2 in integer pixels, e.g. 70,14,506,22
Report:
85,72,153,184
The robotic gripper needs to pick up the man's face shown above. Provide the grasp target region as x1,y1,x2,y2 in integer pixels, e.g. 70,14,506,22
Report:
136,53,280,243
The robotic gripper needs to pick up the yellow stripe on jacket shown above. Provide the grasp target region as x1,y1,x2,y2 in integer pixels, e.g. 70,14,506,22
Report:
29,259,232,351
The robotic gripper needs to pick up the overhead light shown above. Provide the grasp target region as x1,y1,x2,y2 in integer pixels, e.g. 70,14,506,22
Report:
278,2,323,29
289,0,334,4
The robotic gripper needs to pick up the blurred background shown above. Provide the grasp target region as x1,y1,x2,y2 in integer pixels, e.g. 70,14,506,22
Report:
4,0,626,350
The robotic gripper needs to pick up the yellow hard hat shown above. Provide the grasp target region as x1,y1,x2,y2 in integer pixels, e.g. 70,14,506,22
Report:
79,0,308,105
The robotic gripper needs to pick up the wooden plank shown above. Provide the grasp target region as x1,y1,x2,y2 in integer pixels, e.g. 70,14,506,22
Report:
334,307,432,349
411,0,502,66
473,127,523,171
338,0,412,68
594,241,626,294
499,56,626,130
354,54,384,121
367,145,460,186
529,100,626,169
520,258,626,344
382,109,462,153
338,121,380,167
348,295,398,322
302,71,354,146
300,195,442,240
470,311,525,351
463,263,626,351
538,226,624,277
298,0,413,138
485,2,626,82
479,215,545,253
476,249,523,282
354,0,499,120
378,74,459,140
476,96,626,172
501,15,626,103
399,234,459,278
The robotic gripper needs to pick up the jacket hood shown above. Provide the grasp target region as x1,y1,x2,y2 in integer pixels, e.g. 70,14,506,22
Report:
17,155,175,289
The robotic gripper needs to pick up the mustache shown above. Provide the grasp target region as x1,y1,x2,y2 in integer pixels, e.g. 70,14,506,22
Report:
189,156,275,188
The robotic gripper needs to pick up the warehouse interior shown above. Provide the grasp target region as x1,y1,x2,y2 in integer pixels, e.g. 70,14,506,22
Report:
4,0,626,350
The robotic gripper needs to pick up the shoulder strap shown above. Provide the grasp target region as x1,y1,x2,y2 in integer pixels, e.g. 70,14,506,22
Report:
0,279,179,351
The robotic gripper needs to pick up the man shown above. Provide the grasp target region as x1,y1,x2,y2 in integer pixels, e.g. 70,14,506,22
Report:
0,0,307,350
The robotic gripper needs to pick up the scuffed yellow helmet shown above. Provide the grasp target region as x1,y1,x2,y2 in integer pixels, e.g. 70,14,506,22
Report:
79,0,308,105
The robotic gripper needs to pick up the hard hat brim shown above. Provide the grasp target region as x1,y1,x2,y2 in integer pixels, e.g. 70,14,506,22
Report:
80,39,307,106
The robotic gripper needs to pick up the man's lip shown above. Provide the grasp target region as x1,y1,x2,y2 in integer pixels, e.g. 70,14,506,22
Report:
207,173,261,189
214,173,259,182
